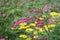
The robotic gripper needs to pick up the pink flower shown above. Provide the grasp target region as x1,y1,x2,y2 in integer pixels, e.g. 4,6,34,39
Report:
13,19,24,28
13,17,33,28
0,38,5,40
47,19,56,24
29,9,42,14
37,19,44,26
42,4,51,12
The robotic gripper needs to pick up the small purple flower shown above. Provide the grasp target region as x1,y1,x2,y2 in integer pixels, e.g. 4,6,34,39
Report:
30,34,35,38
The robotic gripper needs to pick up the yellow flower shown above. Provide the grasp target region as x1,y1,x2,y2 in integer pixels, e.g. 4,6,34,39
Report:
50,30,53,32
18,26,26,30
39,17,44,20
35,27,40,31
38,28,44,32
34,35,38,38
50,12,58,16
47,25,51,28
58,14,60,16
19,34,27,38
50,24,56,27
18,26,29,30
25,38,32,40
52,16,56,18
29,23,36,27
44,25,48,31
50,12,58,18
33,31,38,34
25,28,33,32
19,22,27,26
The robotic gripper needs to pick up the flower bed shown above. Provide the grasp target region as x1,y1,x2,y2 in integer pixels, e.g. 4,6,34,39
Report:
13,12,60,40
0,0,60,40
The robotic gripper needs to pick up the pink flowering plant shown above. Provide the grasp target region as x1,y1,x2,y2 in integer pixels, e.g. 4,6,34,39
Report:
0,0,60,40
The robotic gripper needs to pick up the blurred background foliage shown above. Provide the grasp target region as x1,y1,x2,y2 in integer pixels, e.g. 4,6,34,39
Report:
0,0,60,40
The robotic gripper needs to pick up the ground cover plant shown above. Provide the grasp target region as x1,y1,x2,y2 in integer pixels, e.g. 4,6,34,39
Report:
0,0,60,40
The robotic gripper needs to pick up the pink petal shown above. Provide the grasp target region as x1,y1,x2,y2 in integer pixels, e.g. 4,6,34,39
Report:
13,19,24,28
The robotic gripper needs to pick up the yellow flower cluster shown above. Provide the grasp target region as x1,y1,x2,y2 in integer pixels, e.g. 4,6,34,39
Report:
18,22,29,30
44,24,56,31
18,21,45,39
17,12,58,40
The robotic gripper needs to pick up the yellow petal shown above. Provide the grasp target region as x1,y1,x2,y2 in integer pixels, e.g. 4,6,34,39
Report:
19,34,27,38
18,25,30,30
39,17,44,20
48,25,51,28
50,24,56,27
44,25,48,31
50,30,53,32
29,23,36,27
25,28,33,32
39,28,43,32
25,38,32,40
34,36,38,38
19,22,27,26
50,12,56,16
